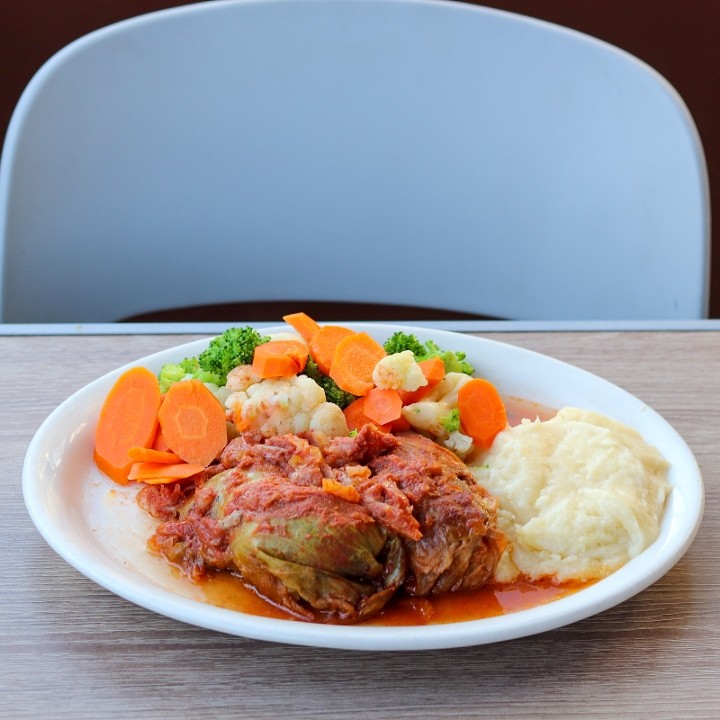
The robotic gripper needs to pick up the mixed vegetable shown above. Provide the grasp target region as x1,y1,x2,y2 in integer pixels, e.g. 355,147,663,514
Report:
93,312,508,486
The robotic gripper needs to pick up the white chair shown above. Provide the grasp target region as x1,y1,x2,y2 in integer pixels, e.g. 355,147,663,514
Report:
0,0,710,322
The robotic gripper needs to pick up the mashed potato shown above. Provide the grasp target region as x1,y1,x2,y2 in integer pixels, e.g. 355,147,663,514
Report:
471,407,671,583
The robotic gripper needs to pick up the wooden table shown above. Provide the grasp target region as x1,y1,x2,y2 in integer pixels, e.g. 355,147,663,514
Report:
3,323,719,719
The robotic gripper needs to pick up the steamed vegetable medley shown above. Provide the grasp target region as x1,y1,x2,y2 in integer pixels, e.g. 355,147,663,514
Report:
93,313,508,487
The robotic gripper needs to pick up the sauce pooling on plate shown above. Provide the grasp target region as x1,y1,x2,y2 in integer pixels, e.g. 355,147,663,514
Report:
199,571,591,625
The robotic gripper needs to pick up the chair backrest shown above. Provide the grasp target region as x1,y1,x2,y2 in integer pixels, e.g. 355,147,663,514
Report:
0,0,710,322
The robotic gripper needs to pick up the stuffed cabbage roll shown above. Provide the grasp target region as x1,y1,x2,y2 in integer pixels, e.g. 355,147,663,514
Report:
368,431,507,595
142,433,405,623
139,425,504,624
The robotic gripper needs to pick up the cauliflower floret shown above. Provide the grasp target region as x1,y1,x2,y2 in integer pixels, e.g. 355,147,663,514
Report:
445,430,474,457
225,364,261,392
424,372,472,404
401,372,473,433
372,350,428,392
211,383,233,407
225,375,349,438
309,402,350,438
401,372,475,456
401,400,448,437
266,332,309,344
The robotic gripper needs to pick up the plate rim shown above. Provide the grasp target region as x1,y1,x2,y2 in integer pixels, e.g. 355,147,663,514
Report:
22,323,705,651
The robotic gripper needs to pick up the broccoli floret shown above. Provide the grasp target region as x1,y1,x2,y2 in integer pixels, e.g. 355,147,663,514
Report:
197,326,270,384
179,357,200,373
420,339,475,375
382,332,475,375
303,358,357,409
158,356,224,393
177,357,224,385
440,408,461,433
158,363,188,393
382,331,426,357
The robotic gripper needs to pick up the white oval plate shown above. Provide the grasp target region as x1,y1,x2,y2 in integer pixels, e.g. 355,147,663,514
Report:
23,324,704,651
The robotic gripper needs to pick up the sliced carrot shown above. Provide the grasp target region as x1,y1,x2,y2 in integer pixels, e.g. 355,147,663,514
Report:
140,477,185,485
309,325,356,375
151,425,172,452
322,477,361,503
362,387,403,426
283,312,321,343
329,332,387,396
157,379,228,466
390,414,411,433
251,339,309,378
252,353,298,378
457,378,507,449
343,396,392,433
127,446,181,463
127,460,205,481
138,475,194,486
399,357,446,405
343,396,370,431
419,356,447,386
94,366,162,485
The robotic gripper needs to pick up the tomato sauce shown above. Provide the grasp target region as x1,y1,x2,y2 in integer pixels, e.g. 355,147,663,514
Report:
199,571,590,625
196,395,572,626
367,578,590,626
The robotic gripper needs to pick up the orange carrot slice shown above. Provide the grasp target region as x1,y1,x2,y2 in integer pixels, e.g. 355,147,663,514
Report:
399,356,447,404
283,312,321,342
157,379,228,466
343,396,392,433
151,425,172,452
309,325,356,375
362,387,403,425
457,378,507,449
322,477,361,503
139,476,194,486
390,414,411,433
329,332,386,396
94,367,162,485
127,460,206,481
251,339,309,378
127,446,181,463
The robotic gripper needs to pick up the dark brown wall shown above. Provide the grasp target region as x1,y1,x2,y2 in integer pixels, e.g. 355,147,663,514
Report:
2,0,718,317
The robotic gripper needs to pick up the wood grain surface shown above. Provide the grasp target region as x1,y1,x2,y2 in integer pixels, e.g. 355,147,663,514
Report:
2,330,718,719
